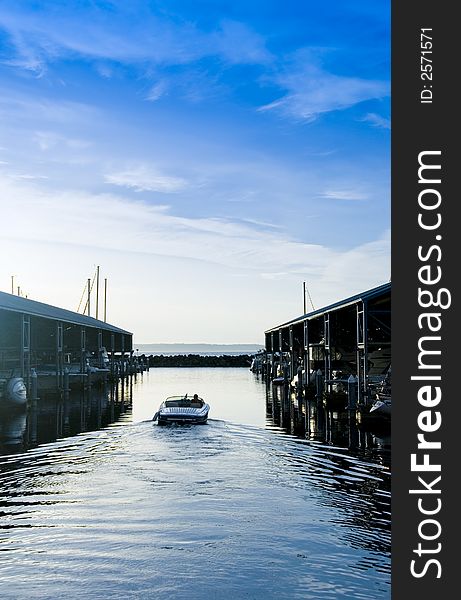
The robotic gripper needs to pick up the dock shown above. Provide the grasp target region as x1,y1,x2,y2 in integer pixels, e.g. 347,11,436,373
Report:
0,291,147,404
262,283,391,414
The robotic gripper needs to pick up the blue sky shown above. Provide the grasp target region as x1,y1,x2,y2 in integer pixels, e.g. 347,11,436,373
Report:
0,0,390,343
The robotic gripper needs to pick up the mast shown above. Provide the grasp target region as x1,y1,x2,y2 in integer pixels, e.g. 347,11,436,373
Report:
96,265,100,320
104,278,107,322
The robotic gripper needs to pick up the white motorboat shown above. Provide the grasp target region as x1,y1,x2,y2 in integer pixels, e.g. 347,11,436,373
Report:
370,366,391,417
1,377,27,406
369,394,391,417
152,394,209,425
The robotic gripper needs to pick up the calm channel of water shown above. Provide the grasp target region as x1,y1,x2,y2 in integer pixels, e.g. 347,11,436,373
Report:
0,368,390,599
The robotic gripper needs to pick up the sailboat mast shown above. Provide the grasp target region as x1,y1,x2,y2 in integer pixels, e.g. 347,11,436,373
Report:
104,278,107,322
96,265,100,320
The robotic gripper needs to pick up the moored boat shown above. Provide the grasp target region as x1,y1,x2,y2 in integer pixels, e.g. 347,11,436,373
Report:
370,366,391,417
153,394,209,425
0,377,27,406
369,394,391,417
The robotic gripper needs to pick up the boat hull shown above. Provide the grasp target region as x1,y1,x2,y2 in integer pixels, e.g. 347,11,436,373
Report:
157,412,209,425
153,395,210,425
155,403,210,425
369,396,391,417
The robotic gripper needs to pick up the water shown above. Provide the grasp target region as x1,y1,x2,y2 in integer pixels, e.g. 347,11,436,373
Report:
0,368,390,599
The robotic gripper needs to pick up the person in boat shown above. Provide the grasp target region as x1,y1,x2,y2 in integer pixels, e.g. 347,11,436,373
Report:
192,394,201,406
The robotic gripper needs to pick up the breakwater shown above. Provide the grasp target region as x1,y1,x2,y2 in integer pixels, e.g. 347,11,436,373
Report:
147,354,253,368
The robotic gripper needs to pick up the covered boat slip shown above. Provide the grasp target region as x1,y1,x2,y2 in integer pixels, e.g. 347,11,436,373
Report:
264,283,391,408
0,291,133,395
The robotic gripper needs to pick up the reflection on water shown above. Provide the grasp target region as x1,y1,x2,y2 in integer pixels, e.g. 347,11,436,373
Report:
0,368,390,599
266,382,391,467
1,379,132,455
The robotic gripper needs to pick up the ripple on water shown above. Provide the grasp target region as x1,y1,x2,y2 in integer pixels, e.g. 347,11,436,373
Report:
0,381,390,600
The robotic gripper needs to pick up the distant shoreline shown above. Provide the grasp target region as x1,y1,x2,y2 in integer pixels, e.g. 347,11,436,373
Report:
145,353,256,368
135,343,264,355
143,352,256,357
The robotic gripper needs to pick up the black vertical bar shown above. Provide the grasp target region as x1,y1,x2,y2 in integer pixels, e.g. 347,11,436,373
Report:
393,2,457,598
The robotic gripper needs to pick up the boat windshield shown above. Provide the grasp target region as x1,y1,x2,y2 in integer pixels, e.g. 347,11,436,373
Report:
164,396,203,407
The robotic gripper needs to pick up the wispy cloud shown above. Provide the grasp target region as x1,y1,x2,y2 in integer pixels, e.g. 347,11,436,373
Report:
213,20,273,65
238,218,283,230
0,27,47,75
0,7,272,72
0,177,390,341
94,62,115,79
0,2,390,342
104,165,188,193
146,80,169,102
361,112,391,129
0,5,388,127
259,55,388,122
321,189,369,201
316,230,391,297
11,173,48,181
1,177,389,287
34,130,91,151
0,93,99,125
0,157,47,180
145,69,225,104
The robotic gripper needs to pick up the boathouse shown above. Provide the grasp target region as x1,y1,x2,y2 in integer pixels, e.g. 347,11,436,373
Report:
0,291,132,394
264,282,391,406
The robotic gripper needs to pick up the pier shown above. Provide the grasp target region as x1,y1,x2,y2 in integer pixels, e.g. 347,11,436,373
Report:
263,283,391,414
0,291,146,404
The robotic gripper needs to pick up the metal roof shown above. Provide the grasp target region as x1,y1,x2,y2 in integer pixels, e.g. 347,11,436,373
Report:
0,291,132,335
265,282,391,334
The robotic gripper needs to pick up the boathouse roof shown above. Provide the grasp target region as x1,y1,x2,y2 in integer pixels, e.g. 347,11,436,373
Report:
265,282,391,334
0,291,132,335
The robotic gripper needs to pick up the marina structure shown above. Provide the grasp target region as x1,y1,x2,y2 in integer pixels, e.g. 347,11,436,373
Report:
264,283,391,411
0,291,137,403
